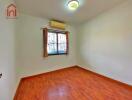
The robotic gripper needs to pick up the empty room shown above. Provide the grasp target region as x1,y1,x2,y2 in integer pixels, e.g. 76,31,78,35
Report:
0,0,132,100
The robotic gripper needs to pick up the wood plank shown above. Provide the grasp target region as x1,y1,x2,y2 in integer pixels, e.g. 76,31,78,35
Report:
14,66,132,100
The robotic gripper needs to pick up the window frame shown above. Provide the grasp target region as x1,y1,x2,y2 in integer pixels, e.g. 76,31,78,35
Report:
43,28,69,57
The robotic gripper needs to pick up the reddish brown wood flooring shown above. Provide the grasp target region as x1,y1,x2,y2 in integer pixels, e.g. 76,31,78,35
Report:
14,66,132,100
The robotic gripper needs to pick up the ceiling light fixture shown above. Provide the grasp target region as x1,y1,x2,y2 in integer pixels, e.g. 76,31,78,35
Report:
68,0,79,11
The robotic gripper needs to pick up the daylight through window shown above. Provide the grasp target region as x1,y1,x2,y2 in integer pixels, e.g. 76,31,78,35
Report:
43,28,69,57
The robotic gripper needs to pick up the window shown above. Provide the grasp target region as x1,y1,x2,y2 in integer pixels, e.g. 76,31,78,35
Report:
43,28,69,57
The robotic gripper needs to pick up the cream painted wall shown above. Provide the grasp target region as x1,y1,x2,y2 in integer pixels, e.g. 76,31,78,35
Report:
0,0,16,99
77,0,132,85
16,14,77,82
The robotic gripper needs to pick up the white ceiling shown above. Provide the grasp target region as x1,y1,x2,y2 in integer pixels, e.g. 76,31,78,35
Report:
15,0,126,24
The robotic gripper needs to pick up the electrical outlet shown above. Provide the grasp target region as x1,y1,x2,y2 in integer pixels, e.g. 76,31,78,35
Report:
0,73,2,78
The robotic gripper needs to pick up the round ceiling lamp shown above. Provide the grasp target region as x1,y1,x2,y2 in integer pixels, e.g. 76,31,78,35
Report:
68,0,79,11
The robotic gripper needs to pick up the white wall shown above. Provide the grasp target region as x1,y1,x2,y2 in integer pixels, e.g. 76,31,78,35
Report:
77,0,132,85
16,14,77,82
0,0,16,99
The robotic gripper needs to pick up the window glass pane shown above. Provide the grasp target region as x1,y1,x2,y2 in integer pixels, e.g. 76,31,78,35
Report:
58,34,67,53
47,32,57,54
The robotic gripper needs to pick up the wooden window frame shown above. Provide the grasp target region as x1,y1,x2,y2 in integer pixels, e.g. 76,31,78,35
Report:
43,28,69,57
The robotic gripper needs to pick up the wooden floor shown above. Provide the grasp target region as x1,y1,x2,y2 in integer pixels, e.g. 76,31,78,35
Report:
14,66,132,100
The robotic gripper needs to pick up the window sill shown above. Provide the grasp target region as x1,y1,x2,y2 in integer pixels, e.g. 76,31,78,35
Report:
48,53,68,56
